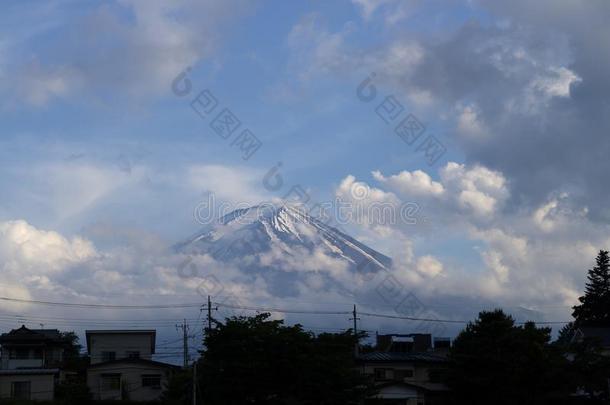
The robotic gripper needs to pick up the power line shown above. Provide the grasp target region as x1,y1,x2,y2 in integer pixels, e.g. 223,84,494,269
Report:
0,296,202,309
214,302,571,325
214,302,351,315
0,295,573,325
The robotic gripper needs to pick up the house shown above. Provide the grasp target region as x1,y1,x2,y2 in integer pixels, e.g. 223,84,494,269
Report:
571,327,610,356
86,330,179,401
358,334,451,405
0,325,70,401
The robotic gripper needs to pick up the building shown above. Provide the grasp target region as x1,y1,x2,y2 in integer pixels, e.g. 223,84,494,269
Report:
87,330,156,365
571,326,610,356
86,330,178,401
0,325,70,401
358,334,451,405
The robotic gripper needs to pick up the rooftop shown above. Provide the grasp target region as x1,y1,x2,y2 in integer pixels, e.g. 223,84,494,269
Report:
0,325,64,344
357,351,448,363
575,327,610,347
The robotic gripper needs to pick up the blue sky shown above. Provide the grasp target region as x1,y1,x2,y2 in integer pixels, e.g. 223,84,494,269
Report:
1,0,609,346
1,0,466,238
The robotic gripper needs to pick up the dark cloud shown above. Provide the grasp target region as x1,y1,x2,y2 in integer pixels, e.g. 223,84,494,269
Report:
401,2,610,220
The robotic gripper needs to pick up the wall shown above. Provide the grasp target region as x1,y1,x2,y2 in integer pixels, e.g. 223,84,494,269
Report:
362,362,435,383
0,346,63,369
87,362,172,401
89,333,153,365
0,374,55,401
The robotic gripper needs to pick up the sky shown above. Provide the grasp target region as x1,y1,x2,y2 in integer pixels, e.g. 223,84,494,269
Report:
1,0,609,356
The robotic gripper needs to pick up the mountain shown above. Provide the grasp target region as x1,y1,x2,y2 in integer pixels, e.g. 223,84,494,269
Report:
175,203,392,296
175,203,549,330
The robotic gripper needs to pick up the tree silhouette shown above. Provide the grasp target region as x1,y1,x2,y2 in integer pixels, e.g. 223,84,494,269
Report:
448,309,571,404
197,313,372,404
572,250,610,326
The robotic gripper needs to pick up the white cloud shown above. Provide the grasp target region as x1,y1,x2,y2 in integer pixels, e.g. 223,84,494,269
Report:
286,13,354,82
415,255,444,278
373,169,444,197
0,220,96,276
440,162,509,218
371,162,508,220
187,165,269,205
532,66,581,98
1,0,250,106
351,0,418,25
335,161,608,324
456,103,487,139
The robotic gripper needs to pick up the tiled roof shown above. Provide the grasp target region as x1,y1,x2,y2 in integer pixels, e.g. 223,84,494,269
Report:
357,351,448,363
0,325,64,343
0,369,60,375
375,380,450,392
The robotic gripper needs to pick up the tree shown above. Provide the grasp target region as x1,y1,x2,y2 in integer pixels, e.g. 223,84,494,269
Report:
566,250,610,400
197,313,372,404
447,309,571,405
572,250,610,326
554,321,575,348
60,331,89,371
55,331,91,404
568,336,610,402
161,369,193,405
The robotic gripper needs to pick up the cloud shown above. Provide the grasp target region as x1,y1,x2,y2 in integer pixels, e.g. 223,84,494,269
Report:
373,169,444,197
0,220,96,276
284,2,610,225
0,0,250,106
440,163,509,218
351,0,419,25
284,13,356,86
369,162,508,221
456,103,487,139
332,160,610,325
187,165,270,206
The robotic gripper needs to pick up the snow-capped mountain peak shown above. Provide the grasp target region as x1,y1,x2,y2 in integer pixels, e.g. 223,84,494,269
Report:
177,203,392,273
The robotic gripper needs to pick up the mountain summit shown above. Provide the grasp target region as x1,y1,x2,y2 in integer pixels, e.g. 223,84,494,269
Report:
176,204,392,291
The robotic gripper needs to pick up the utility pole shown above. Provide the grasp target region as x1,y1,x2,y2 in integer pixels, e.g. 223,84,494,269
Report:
176,320,189,368
202,296,218,337
192,361,197,405
350,304,360,356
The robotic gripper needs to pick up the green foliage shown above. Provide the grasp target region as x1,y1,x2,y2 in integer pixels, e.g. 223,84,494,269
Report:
568,338,610,402
554,321,575,347
161,369,193,405
573,250,610,327
196,313,373,404
59,331,89,371
448,309,572,405
59,331,81,357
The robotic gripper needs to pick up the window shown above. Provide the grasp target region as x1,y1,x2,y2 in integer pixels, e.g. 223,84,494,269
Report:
101,351,116,362
142,374,162,389
428,369,446,383
33,349,43,359
394,369,414,380
11,381,31,400
126,351,140,359
11,348,30,359
374,368,388,380
101,374,121,391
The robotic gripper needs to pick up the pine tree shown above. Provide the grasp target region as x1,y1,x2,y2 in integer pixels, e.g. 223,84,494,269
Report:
572,250,610,326
554,322,574,347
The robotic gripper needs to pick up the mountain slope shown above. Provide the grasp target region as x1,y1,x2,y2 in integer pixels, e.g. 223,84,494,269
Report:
176,204,392,286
